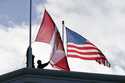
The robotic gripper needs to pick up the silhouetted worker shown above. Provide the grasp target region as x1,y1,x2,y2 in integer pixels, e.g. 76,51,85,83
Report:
37,60,50,69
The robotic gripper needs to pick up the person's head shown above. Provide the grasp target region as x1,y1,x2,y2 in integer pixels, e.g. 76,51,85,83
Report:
37,60,42,64
32,55,35,57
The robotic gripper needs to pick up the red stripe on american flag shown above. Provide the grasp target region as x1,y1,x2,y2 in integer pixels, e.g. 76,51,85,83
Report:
67,54,106,60
67,50,103,55
67,45,98,50
84,41,95,46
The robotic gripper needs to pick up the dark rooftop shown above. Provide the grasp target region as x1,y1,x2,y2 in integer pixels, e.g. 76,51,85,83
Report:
0,68,125,83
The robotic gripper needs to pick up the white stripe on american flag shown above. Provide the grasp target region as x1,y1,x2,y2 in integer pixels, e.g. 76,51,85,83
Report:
67,52,100,58
67,48,99,52
68,42,95,47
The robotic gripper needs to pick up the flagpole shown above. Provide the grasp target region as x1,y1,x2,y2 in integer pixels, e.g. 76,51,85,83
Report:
62,20,64,43
26,0,33,68
29,0,32,47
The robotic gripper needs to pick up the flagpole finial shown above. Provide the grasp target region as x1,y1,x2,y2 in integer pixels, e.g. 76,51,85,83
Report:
62,20,64,25
62,20,65,43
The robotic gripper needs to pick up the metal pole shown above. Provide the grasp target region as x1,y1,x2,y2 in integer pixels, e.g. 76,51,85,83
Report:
27,0,33,68
29,0,32,47
62,20,64,43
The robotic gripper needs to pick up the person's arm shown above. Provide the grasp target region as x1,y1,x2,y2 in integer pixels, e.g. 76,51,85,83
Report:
42,61,50,68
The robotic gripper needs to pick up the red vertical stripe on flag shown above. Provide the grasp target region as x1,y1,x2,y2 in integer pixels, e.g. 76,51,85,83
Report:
35,10,56,43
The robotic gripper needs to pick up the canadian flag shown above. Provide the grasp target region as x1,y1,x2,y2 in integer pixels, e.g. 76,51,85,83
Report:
35,10,70,71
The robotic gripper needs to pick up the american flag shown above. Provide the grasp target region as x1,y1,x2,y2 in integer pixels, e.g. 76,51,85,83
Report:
66,27,110,67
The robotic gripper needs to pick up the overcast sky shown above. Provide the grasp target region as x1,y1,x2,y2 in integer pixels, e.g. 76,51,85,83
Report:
0,0,125,75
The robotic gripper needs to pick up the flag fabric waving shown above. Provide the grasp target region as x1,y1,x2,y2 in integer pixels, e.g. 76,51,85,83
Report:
50,31,70,71
66,27,110,67
35,10,56,43
35,10,70,71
